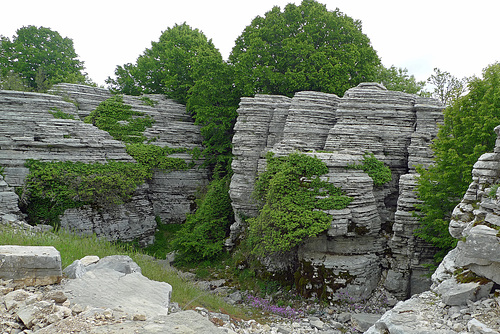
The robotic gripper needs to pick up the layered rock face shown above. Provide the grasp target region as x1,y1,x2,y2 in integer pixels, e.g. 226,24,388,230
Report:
366,126,500,334
229,83,444,300
436,124,500,288
50,84,209,225
0,84,208,244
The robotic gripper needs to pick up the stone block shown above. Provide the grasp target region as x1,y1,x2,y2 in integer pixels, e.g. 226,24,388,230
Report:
434,277,494,306
0,245,62,286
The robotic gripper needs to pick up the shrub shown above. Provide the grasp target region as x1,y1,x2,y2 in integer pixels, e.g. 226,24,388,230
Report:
84,95,154,143
48,107,76,120
125,143,189,171
172,174,234,263
20,160,151,227
248,152,352,256
347,152,392,186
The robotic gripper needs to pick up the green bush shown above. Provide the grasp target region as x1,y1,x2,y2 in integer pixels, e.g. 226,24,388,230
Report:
248,152,352,256
126,143,189,171
172,175,234,263
347,152,392,186
84,95,154,143
48,107,76,120
20,160,151,227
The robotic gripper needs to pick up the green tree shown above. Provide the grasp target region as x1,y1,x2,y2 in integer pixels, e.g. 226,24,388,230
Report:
427,68,468,105
229,0,380,97
0,26,90,91
186,52,240,173
416,62,500,262
107,23,223,105
374,65,426,95
171,174,234,262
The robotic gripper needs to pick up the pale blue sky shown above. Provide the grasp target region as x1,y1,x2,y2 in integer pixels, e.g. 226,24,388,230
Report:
2,0,499,87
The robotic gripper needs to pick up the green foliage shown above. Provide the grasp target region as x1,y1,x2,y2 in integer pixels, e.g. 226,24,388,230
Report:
374,65,427,95
230,0,380,97
427,67,468,105
84,95,154,143
142,221,183,259
48,107,76,120
187,58,240,172
20,160,151,227
0,26,91,92
347,152,392,186
0,229,247,317
139,96,159,107
248,152,353,256
126,143,189,171
416,62,500,262
172,175,234,263
488,184,500,198
107,23,222,104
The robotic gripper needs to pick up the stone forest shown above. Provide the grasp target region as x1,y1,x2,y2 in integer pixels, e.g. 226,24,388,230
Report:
1,82,499,333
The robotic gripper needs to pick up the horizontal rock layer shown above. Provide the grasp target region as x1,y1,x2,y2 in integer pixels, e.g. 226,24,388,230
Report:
229,82,444,300
0,84,209,244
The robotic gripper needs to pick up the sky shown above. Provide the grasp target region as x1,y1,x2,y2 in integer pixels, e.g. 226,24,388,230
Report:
1,1,499,88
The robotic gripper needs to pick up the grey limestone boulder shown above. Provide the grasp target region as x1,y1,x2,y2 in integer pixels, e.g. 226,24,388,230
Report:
0,245,62,286
63,255,171,319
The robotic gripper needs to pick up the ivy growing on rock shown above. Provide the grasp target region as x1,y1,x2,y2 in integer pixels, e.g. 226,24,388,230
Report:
19,160,151,227
248,152,353,256
125,143,189,171
347,152,392,186
84,95,154,143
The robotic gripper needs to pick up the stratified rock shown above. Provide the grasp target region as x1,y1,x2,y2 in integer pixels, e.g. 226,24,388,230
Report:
0,245,62,286
0,84,209,244
228,83,443,300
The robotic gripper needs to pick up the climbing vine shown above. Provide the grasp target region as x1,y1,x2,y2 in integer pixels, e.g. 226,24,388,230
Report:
84,95,154,143
247,152,353,256
347,152,392,186
20,160,151,227
126,143,189,171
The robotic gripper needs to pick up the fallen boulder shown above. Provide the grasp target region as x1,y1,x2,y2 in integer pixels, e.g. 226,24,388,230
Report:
0,245,62,286
63,255,171,318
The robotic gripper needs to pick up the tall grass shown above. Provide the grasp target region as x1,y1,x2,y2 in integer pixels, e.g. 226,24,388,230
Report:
0,228,247,319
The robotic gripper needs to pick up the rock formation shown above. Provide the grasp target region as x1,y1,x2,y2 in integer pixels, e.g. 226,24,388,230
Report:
366,125,500,334
0,84,208,245
228,83,444,300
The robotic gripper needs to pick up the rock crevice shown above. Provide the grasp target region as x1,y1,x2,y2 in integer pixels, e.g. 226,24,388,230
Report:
229,82,444,300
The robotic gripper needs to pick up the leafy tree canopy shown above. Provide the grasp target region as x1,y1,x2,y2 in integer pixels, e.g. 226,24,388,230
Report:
374,65,427,95
0,26,90,91
416,62,500,262
106,23,223,105
229,0,380,97
427,67,468,105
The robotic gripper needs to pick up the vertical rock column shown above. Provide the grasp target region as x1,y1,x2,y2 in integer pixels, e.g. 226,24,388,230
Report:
388,97,444,298
227,95,291,247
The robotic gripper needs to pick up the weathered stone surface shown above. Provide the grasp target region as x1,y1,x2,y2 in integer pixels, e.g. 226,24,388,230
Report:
63,255,171,318
365,291,457,334
434,277,493,306
350,313,381,332
228,83,443,300
0,245,62,286
0,84,209,244
441,125,500,289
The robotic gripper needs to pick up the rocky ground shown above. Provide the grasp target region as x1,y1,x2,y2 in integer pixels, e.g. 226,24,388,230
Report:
2,262,499,334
